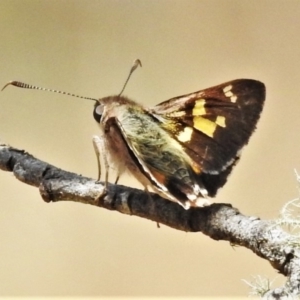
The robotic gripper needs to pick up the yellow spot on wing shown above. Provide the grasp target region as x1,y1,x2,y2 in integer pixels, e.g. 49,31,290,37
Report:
216,116,226,127
177,126,193,142
193,116,217,138
192,99,206,116
191,161,202,174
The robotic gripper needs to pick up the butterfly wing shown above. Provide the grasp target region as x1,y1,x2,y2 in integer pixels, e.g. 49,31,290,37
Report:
149,79,266,196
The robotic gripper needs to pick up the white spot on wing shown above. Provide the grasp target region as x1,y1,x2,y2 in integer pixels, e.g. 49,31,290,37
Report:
177,127,193,142
230,95,237,102
194,198,211,207
225,90,233,97
223,85,232,93
223,85,237,102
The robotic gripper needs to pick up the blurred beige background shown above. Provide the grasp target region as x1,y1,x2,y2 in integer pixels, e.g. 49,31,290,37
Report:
0,0,300,297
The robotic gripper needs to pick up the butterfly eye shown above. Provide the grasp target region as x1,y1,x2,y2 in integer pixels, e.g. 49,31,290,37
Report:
93,103,104,123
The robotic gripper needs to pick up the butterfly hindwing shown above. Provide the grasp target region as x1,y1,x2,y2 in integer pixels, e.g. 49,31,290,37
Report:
106,103,208,206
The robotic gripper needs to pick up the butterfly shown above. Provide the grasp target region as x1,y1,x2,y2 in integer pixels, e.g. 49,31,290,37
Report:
2,60,265,209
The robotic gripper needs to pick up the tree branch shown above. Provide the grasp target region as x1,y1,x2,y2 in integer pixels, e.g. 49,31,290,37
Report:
0,144,299,297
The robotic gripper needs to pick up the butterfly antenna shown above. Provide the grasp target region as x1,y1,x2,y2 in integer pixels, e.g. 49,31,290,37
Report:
119,59,142,96
1,81,98,102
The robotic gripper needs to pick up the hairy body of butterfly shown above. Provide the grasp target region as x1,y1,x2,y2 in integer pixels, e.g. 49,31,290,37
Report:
93,79,265,209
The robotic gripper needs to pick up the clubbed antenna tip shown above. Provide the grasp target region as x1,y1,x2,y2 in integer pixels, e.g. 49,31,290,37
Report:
1,81,25,91
119,59,142,96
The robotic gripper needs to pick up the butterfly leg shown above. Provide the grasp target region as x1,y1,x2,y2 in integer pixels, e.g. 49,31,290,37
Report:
114,174,120,184
92,135,109,204
92,135,102,182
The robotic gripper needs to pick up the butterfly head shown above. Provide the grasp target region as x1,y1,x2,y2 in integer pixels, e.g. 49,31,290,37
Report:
93,95,139,124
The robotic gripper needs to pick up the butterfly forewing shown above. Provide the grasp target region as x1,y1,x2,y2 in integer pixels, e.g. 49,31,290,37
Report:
150,79,265,196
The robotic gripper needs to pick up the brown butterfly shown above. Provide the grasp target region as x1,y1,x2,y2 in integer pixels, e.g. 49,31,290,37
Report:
2,60,265,209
